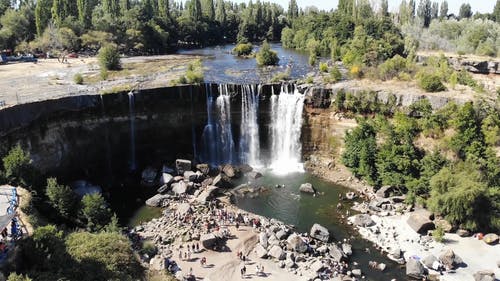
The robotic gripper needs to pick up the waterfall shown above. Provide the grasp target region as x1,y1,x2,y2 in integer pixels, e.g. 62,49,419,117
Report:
128,91,136,171
216,84,236,164
269,84,305,174
239,84,261,167
201,84,235,165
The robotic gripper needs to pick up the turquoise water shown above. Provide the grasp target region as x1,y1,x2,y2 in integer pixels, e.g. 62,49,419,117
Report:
234,171,406,280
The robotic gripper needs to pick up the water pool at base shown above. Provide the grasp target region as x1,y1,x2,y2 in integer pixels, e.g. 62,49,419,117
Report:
234,171,406,280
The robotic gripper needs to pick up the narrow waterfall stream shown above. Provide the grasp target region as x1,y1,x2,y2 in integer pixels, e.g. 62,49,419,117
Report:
128,91,136,171
239,84,261,167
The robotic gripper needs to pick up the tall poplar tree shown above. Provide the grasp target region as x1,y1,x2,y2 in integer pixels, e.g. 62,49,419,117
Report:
215,0,226,24
158,0,170,18
439,0,448,19
288,0,298,19
35,0,52,36
202,0,215,20
417,0,431,27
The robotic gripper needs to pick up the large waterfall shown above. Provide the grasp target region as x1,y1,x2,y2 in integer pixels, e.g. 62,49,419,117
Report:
269,85,305,174
239,84,261,167
201,85,235,165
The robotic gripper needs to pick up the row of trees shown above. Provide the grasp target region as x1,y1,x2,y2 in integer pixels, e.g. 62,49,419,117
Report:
341,97,500,232
0,0,289,54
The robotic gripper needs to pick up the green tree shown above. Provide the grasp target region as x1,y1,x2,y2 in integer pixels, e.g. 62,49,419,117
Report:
409,0,416,20
7,273,32,281
439,0,448,19
65,231,141,279
35,0,52,36
120,0,130,15
45,177,78,220
81,193,112,231
0,0,11,17
232,42,252,56
417,0,431,27
188,0,202,21
431,1,438,19
215,0,226,24
2,144,31,186
494,0,500,22
450,102,482,159
98,44,121,70
380,0,389,17
202,0,215,20
288,0,298,19
21,225,67,271
458,3,472,19
256,40,279,66
158,0,170,18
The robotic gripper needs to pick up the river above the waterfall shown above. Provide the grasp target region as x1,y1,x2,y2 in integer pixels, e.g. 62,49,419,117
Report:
178,43,313,83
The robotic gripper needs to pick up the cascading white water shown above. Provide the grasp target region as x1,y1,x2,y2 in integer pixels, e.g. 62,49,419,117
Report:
239,84,261,167
216,84,236,164
128,91,136,171
269,84,305,174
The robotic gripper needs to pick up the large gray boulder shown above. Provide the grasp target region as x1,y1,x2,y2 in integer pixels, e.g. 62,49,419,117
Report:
439,249,462,270
473,270,495,281
376,186,394,198
254,244,268,258
421,255,438,269
149,255,165,271
259,232,268,249
407,209,434,234
310,223,329,242
276,229,289,240
342,243,352,256
310,260,325,272
160,173,173,185
299,183,316,194
483,233,499,245
212,174,232,188
286,233,308,253
221,164,237,178
196,164,210,175
196,185,219,204
175,159,191,175
406,258,425,278
352,214,375,227
172,181,188,195
200,233,219,249
329,244,346,262
145,194,170,207
268,245,286,260
246,171,263,180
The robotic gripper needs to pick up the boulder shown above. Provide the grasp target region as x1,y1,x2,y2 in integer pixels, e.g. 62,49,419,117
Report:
268,235,280,246
406,258,425,278
352,214,375,227
175,159,191,175
316,245,328,254
160,173,173,185
221,164,237,178
246,171,263,180
200,233,218,249
342,243,352,256
196,186,219,204
268,245,286,260
377,263,386,272
254,244,268,258
157,184,169,194
434,218,453,233
376,186,394,198
189,171,205,183
141,167,157,184
457,229,471,237
145,194,170,207
172,181,188,195
285,259,296,269
421,255,438,269
473,270,495,281
286,233,308,253
310,224,329,242
328,244,346,262
176,203,192,217
389,247,401,259
196,164,210,175
439,249,462,270
259,232,268,249
299,183,316,194
352,269,362,277
149,255,165,271
213,174,232,188
483,233,499,245
310,260,325,272
276,229,289,240
201,177,213,188
407,209,434,234
183,171,195,181
239,164,253,173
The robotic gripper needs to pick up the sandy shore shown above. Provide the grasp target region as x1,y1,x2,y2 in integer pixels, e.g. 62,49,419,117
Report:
350,213,500,281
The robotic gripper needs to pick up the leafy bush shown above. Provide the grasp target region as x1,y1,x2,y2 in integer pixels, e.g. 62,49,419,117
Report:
100,68,108,80
66,232,142,280
308,53,317,66
81,193,112,231
2,144,32,186
232,43,253,56
456,70,477,87
378,55,411,80
319,62,328,72
417,72,446,92
73,73,83,85
329,65,342,82
349,64,363,79
270,70,290,82
46,177,78,220
98,45,121,71
433,224,445,242
7,273,32,281
256,41,279,66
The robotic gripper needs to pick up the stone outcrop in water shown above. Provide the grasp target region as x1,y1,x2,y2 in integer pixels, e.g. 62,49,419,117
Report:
310,223,329,242
299,183,315,194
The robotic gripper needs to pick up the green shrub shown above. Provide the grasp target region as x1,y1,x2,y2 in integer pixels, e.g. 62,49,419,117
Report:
98,45,121,71
270,70,290,82
319,62,328,72
417,72,446,92
305,76,314,83
457,70,477,87
2,144,32,186
308,53,317,66
100,68,108,80
140,240,157,256
73,73,83,84
185,70,204,83
46,177,78,220
433,224,445,242
449,71,458,88
232,43,253,56
378,55,408,80
81,193,112,231
330,65,342,82
256,41,279,66
7,273,32,281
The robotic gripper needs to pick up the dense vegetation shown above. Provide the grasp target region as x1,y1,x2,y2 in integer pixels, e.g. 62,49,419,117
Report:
340,95,500,232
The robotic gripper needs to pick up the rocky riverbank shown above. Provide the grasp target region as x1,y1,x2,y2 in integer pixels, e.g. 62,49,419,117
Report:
132,160,380,281
346,188,500,281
